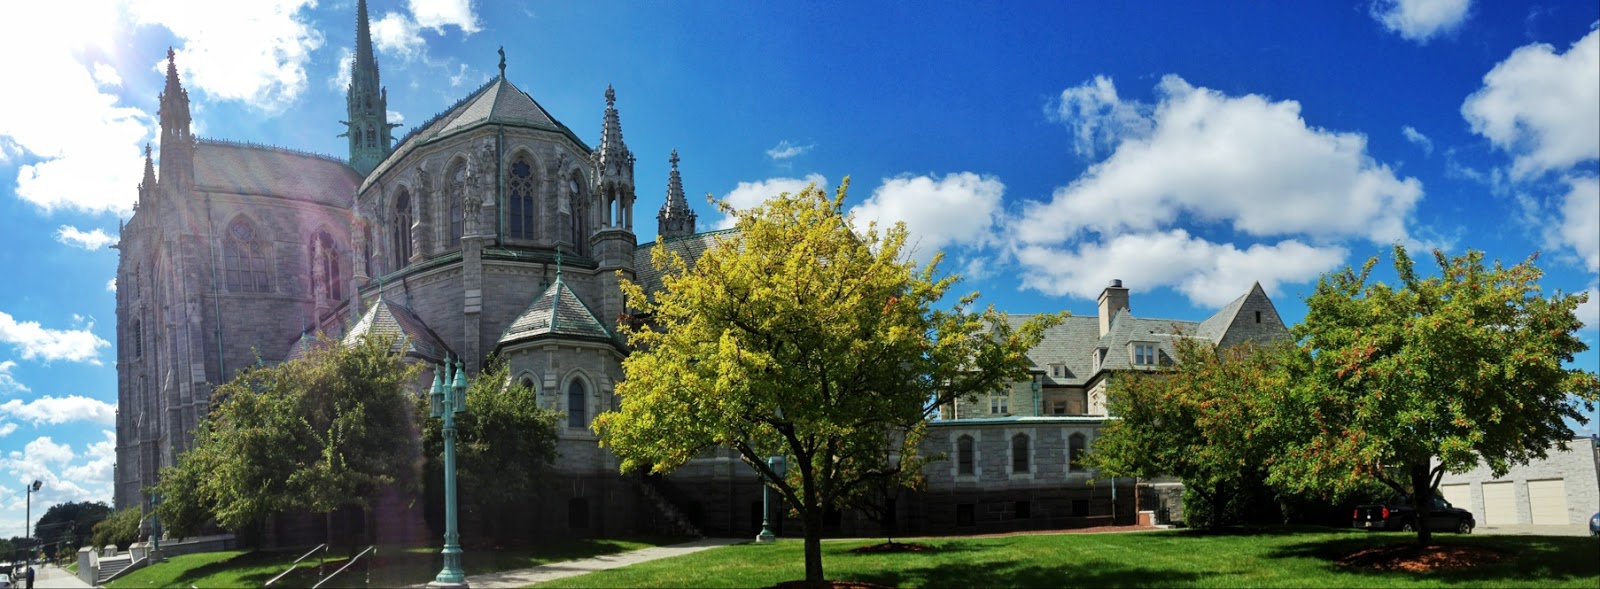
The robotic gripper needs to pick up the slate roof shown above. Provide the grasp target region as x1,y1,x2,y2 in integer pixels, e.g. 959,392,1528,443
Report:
499,274,613,347
1193,286,1252,343
1006,315,1102,386
343,296,454,363
194,139,361,206
363,77,586,191
632,229,738,295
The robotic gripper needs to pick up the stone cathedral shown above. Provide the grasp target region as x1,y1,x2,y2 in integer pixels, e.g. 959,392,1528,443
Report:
113,0,706,536
118,2,1292,539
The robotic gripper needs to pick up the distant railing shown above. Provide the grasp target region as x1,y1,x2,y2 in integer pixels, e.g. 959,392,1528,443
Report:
312,545,374,589
265,543,327,587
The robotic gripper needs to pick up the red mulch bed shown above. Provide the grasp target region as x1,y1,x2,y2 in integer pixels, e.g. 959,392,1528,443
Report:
1337,543,1509,572
846,541,937,554
771,582,895,589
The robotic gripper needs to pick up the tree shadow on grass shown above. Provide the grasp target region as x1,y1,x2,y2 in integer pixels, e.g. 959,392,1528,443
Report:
1266,533,1600,585
834,557,1203,589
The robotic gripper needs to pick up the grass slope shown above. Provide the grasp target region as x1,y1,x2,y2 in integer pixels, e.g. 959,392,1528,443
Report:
537,528,1600,588
106,537,677,588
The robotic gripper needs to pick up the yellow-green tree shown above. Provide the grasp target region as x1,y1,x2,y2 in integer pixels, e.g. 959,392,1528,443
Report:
594,181,1059,585
1276,246,1599,545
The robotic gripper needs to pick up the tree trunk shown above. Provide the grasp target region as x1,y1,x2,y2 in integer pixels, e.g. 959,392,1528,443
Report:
1410,462,1433,546
1211,486,1225,531
803,506,824,586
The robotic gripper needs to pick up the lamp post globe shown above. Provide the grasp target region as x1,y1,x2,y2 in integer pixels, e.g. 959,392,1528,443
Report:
429,356,470,589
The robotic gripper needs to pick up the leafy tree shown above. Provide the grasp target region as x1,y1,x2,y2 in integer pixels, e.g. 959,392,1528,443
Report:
839,422,932,545
417,356,561,546
33,501,110,553
1087,338,1289,530
154,334,421,544
1273,246,1599,544
594,181,1059,585
89,508,141,551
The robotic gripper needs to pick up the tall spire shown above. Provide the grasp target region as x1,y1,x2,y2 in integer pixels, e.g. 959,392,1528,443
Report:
657,149,696,238
592,84,636,231
140,144,156,189
341,0,397,176
595,84,633,181
157,48,194,190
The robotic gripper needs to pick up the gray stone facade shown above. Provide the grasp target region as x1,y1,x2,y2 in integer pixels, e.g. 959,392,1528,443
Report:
1437,437,1600,526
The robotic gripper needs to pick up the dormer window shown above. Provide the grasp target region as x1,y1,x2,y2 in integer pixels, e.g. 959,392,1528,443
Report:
1133,343,1157,366
1051,363,1064,378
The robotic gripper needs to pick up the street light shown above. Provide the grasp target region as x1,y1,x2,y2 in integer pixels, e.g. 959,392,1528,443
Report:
428,356,469,589
756,456,786,543
25,480,41,564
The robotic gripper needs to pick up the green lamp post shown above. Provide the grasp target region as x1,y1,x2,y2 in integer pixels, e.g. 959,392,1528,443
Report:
428,356,469,588
755,456,786,543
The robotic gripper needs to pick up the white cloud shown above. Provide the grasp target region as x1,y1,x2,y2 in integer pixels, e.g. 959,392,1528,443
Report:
1371,0,1472,44
1015,230,1347,308
1050,75,1153,158
0,423,15,437
106,277,117,293
850,173,1005,263
388,110,405,124
716,174,828,229
0,311,110,364
0,361,25,394
766,140,814,161
373,11,426,61
128,0,325,113
1557,176,1599,272
0,436,107,507
409,0,481,34
0,395,117,426
1461,29,1599,179
1015,75,1423,247
1402,125,1433,155
53,225,117,250
1577,286,1599,332
0,2,153,215
63,431,117,484
329,46,354,92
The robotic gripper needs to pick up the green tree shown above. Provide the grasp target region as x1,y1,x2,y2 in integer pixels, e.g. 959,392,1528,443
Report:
594,181,1059,585
33,501,110,554
1274,246,1599,544
417,356,561,546
89,508,141,551
154,334,421,544
1087,338,1289,530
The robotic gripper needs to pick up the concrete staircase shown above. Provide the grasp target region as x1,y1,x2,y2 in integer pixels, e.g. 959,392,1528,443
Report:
636,473,703,538
97,555,134,584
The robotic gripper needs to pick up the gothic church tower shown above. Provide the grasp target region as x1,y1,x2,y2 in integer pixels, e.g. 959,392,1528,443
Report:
342,0,397,176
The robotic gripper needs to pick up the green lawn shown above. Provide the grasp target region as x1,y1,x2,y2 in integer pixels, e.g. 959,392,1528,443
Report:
106,536,680,588
537,528,1600,588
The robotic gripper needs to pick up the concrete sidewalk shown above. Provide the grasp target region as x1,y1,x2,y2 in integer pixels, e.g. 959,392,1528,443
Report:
467,537,744,588
33,564,94,589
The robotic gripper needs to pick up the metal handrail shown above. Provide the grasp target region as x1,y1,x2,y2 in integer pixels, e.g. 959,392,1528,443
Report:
264,543,328,587
311,545,374,589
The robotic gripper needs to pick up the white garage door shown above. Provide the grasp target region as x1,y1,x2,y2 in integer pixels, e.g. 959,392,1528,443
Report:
1438,483,1471,513
1527,479,1569,525
1481,481,1517,525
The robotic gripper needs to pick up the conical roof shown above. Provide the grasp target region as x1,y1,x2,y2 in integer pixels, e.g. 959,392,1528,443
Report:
343,296,454,363
499,274,613,347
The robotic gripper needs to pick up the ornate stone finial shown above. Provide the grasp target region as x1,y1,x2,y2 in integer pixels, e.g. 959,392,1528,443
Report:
498,46,506,78
555,250,564,279
144,143,152,158
167,47,176,64
605,84,615,107
669,149,679,169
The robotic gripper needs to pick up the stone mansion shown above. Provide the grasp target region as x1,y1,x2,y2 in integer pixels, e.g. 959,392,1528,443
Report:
114,1,1288,538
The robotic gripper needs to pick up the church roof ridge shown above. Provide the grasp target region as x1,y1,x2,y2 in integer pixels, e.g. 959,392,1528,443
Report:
392,77,499,150
197,137,350,167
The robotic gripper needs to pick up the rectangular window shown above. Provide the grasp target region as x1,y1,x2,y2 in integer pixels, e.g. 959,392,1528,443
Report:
1052,401,1066,415
1133,343,1157,366
990,395,1008,415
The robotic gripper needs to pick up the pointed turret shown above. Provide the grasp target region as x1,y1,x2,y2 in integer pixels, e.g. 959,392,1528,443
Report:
136,143,157,210
341,0,398,176
591,84,635,230
657,149,696,238
157,48,194,190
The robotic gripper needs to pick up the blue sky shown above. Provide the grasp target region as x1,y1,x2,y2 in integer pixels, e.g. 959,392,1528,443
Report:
0,0,1596,534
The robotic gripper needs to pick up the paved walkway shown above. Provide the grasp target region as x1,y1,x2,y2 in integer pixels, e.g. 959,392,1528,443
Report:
467,537,745,588
34,564,94,589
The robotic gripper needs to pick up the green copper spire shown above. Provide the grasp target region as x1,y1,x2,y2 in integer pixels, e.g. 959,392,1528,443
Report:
340,0,399,176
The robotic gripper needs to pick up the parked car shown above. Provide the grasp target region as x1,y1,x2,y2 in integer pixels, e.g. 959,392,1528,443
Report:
1353,495,1474,533
0,571,11,588
1589,511,1599,536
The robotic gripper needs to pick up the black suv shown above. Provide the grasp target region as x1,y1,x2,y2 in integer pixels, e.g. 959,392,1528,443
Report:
1353,495,1475,534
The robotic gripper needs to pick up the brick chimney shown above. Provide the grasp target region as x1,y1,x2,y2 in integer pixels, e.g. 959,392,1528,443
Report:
1098,279,1129,337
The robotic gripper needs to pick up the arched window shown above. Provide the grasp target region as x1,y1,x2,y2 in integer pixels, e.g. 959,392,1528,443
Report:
569,177,587,256
312,231,341,301
223,218,270,293
448,161,467,247
393,189,413,270
1069,433,1087,472
519,376,536,390
365,124,376,148
1012,434,1030,473
508,156,537,240
567,379,587,428
957,435,974,475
